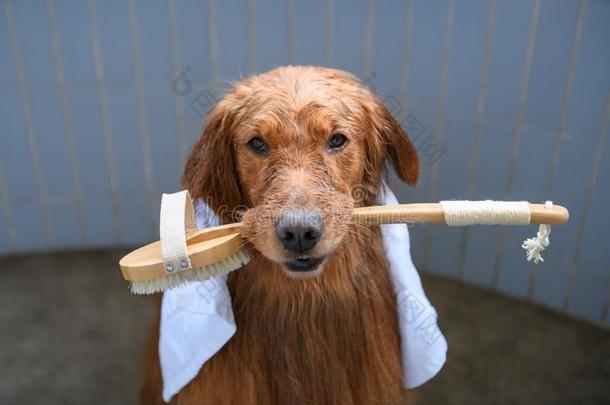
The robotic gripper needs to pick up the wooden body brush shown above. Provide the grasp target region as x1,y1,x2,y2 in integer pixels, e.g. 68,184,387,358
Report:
119,191,569,294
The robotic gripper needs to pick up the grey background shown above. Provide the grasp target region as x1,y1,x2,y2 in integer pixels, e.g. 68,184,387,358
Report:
0,0,609,325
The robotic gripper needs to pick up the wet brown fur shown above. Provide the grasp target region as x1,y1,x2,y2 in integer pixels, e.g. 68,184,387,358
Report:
141,66,419,405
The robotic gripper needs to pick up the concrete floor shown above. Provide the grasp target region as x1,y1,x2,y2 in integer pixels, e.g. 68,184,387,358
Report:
1,250,609,405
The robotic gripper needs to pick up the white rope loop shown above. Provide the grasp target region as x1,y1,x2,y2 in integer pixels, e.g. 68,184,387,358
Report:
522,200,553,264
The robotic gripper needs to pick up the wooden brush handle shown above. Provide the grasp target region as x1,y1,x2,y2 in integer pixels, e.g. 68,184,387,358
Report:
351,203,569,225
185,202,568,243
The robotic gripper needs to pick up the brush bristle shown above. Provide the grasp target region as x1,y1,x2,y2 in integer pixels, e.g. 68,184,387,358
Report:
129,249,250,295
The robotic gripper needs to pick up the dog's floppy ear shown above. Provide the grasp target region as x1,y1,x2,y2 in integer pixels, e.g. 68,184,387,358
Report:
181,100,244,223
378,103,419,185
364,99,419,188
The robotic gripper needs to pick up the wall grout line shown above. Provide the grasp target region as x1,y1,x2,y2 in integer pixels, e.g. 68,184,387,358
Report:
527,0,587,300
247,0,257,74
457,0,497,280
565,90,610,314
127,0,157,238
0,157,18,251
12,191,149,206
423,0,455,271
603,230,610,321
286,0,295,65
167,0,189,168
46,0,88,246
324,0,333,66
492,0,541,288
4,0,55,248
362,0,374,79
208,0,220,96
399,0,413,113
87,0,124,244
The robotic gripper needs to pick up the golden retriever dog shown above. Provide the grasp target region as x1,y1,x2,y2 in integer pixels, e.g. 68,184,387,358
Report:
141,66,419,404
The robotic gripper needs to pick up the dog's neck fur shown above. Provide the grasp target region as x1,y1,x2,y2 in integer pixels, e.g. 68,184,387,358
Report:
173,226,409,405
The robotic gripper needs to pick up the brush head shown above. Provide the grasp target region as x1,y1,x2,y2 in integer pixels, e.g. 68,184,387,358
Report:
128,249,250,295
119,223,248,294
119,189,251,294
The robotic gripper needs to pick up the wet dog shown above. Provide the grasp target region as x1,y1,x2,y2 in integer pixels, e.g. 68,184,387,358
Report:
141,66,419,405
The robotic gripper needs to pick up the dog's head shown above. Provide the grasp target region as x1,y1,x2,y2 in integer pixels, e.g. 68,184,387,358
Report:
183,66,418,278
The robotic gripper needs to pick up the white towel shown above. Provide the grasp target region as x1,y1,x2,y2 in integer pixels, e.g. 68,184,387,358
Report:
159,184,447,402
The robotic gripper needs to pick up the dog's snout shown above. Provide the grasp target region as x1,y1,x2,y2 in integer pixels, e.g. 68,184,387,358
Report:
276,210,324,253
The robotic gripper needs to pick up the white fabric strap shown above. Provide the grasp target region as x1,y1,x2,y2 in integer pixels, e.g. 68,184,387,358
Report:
440,200,530,226
160,190,197,274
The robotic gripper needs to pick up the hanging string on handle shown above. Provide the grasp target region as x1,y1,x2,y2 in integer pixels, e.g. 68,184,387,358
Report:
522,201,553,264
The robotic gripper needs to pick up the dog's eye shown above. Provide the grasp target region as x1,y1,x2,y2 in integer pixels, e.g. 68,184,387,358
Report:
326,133,349,151
247,137,269,154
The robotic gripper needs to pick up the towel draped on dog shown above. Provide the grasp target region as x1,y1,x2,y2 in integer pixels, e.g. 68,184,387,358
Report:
159,184,447,402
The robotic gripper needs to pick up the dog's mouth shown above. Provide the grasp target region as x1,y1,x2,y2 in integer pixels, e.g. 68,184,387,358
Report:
283,256,326,273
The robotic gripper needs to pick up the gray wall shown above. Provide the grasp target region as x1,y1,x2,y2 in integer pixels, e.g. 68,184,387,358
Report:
1,0,609,324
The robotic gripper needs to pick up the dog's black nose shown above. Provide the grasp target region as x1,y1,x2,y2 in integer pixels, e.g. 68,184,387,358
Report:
276,210,324,253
